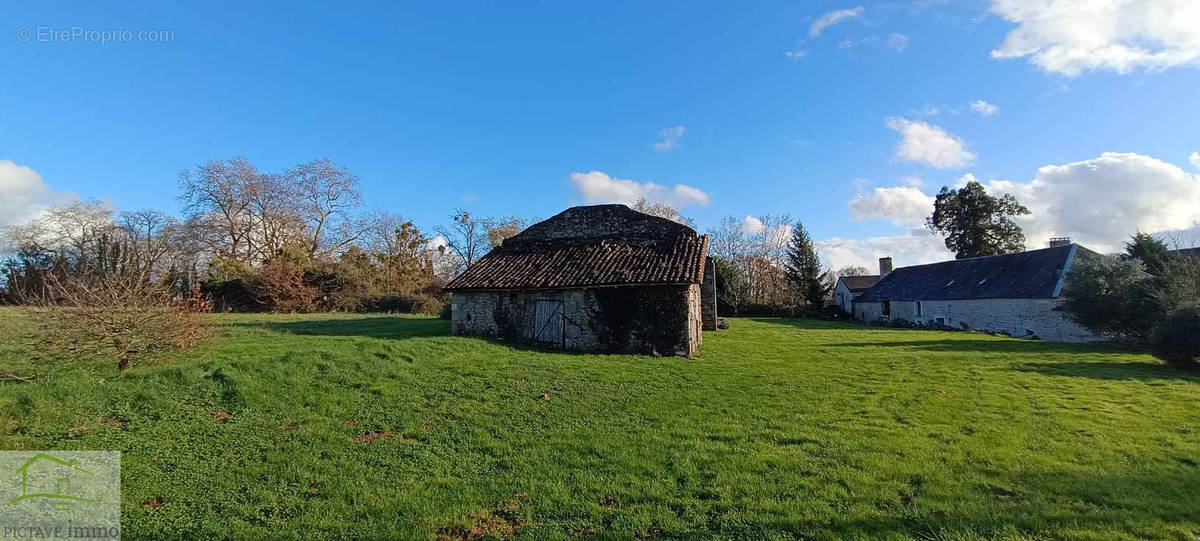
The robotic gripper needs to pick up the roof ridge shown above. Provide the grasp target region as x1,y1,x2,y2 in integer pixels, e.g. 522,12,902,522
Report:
891,243,1078,272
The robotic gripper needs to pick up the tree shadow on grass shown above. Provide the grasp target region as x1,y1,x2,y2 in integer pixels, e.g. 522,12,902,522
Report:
747,317,866,330
1014,360,1200,382
808,468,1200,539
242,316,450,340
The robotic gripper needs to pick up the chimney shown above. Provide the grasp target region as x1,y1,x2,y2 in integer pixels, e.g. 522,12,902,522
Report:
879,257,893,277
1048,237,1072,248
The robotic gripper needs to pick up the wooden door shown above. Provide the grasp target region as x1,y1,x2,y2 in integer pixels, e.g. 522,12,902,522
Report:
534,299,564,347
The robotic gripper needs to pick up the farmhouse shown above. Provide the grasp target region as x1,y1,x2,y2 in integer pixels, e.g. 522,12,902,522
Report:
853,243,1097,342
832,258,886,314
445,204,716,356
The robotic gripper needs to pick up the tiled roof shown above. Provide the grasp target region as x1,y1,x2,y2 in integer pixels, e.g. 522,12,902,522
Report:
856,244,1095,302
445,205,708,291
837,275,880,292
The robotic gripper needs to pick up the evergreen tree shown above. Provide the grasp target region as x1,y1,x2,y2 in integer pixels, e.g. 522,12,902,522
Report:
1120,231,1170,276
784,222,832,309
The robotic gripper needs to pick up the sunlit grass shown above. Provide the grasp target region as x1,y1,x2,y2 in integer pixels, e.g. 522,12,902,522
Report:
1,309,1198,539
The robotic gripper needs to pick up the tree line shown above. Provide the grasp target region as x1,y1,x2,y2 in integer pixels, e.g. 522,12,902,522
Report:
0,156,528,315
4,165,1196,369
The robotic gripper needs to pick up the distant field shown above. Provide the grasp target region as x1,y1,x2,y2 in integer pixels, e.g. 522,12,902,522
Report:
1,309,1198,540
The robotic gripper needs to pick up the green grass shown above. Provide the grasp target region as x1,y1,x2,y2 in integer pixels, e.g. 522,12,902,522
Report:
1,309,1199,540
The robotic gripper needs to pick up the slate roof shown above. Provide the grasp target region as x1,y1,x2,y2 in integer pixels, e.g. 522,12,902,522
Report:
445,205,708,291
855,244,1093,302
1170,247,1200,258
837,275,881,292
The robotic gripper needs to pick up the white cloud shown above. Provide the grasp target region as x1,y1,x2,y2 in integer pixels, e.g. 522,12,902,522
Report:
652,126,686,152
970,99,999,116
817,233,952,273
742,215,765,234
850,186,935,226
837,33,910,53
990,0,1200,77
885,33,910,52
810,7,864,37
954,172,978,188
885,118,976,169
784,49,810,59
0,160,75,228
983,152,1200,252
823,152,1200,270
1190,152,1200,171
570,171,710,209
914,103,939,117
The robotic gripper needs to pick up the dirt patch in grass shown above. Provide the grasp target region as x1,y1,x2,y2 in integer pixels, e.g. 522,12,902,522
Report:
142,497,163,510
212,411,232,422
100,417,125,429
354,430,395,443
436,492,529,540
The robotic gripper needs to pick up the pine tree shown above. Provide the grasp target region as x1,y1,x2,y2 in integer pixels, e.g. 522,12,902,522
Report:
784,222,832,309
1120,231,1170,276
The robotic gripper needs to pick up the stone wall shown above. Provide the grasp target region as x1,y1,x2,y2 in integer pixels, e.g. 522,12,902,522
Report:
854,298,1096,342
701,257,717,331
451,284,702,355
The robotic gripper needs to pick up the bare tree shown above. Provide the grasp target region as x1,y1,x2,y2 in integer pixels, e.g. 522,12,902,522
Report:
632,197,694,227
118,209,179,277
835,265,871,277
246,173,304,259
435,209,491,274
707,216,748,261
285,158,364,259
11,200,115,258
178,157,260,263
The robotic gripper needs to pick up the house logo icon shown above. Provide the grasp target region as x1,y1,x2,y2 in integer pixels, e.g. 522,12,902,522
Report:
8,453,105,511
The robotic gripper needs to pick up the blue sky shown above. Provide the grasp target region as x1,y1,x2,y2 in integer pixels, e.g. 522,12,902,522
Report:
3,1,1199,268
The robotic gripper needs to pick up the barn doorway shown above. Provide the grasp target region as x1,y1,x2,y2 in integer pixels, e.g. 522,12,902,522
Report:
534,298,565,347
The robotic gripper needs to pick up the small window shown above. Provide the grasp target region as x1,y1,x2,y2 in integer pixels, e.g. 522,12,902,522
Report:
882,300,891,317
915,301,922,317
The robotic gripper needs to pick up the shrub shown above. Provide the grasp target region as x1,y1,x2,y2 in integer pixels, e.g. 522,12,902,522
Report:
257,258,317,313
1060,255,1160,342
361,294,445,315
29,272,210,371
1150,305,1200,367
411,295,445,316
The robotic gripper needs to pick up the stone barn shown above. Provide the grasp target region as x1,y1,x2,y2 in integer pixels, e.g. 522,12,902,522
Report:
445,204,716,356
852,243,1098,342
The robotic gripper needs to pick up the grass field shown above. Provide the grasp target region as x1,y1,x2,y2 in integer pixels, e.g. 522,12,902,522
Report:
1,309,1199,540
